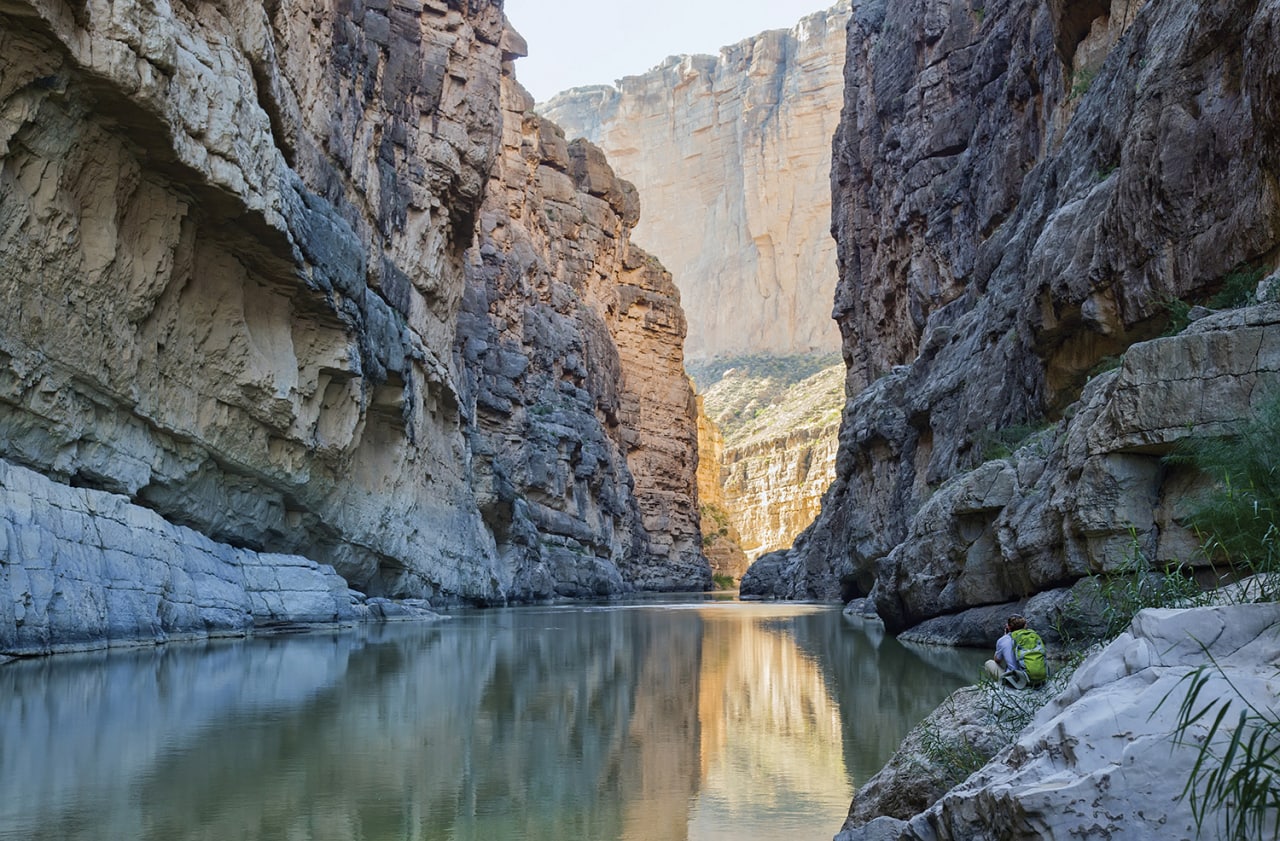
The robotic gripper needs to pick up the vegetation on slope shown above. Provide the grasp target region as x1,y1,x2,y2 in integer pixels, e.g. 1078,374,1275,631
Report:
688,352,845,445
920,393,1280,835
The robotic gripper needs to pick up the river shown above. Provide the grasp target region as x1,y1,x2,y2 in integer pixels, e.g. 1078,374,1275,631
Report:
0,597,984,841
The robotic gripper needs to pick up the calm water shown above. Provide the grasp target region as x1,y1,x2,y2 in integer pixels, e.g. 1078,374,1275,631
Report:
0,598,984,841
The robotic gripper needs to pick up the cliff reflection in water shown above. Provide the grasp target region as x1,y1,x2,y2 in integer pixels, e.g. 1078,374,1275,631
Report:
0,601,981,841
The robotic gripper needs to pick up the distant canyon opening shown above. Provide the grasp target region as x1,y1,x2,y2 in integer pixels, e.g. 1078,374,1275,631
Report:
540,2,853,581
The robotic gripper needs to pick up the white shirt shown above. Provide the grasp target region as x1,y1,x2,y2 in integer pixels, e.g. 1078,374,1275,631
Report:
995,631,1017,671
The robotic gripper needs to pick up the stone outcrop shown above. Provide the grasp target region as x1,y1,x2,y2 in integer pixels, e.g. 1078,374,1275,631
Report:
456,75,709,597
539,2,850,363
0,459,357,655
0,0,708,652
872,303,1280,639
748,0,1280,625
836,604,1280,840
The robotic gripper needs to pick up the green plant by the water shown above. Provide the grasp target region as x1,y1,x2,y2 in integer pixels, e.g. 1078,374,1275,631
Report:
1103,532,1204,637
1167,661,1280,840
1156,396,1280,837
921,656,1087,791
918,715,989,786
712,573,736,590
982,655,1083,740
1053,528,1205,646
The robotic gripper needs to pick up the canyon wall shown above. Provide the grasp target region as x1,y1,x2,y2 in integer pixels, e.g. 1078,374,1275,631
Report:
703,360,844,562
724,424,839,561
539,2,850,363
456,74,709,597
744,0,1280,633
0,0,707,653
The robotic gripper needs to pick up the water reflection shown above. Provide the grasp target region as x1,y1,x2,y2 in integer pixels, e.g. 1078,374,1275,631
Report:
0,601,982,841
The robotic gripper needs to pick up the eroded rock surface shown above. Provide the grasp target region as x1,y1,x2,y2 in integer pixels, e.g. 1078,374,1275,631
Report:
837,604,1280,840
0,459,356,655
539,2,850,363
456,76,709,596
1,0,507,606
695,397,750,580
0,0,709,652
750,0,1280,623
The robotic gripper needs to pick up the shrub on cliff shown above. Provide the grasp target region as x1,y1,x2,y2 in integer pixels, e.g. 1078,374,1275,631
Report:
1176,393,1280,602
1161,395,1280,839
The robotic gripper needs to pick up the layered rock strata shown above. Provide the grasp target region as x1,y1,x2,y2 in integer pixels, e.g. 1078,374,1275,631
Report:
836,604,1280,840
540,2,850,363
723,425,839,560
748,0,1280,625
877,304,1280,639
695,397,749,580
0,0,708,651
0,0,508,608
456,76,709,596
717,363,843,560
0,459,356,655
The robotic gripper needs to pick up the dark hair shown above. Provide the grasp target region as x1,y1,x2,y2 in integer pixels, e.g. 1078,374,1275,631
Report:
1008,615,1027,631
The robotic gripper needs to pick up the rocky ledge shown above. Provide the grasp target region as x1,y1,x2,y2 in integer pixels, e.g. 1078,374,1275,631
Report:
838,603,1280,840
1,458,446,656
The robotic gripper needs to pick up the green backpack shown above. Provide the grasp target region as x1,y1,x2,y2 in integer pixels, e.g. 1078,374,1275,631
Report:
1010,628,1048,684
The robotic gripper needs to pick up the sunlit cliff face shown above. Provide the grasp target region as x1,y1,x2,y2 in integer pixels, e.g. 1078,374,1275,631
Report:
540,3,851,364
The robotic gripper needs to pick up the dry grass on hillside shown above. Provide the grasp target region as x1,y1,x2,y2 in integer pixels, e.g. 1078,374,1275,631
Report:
690,354,845,447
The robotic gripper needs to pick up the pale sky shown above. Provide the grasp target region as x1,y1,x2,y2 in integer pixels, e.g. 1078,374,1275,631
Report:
503,0,832,102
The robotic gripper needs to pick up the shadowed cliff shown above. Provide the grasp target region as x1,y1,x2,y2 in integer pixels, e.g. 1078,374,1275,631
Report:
0,0,709,654
745,0,1280,639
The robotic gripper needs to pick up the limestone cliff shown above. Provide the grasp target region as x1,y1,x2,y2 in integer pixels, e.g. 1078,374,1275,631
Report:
456,74,709,596
695,395,749,580
746,0,1280,628
539,2,850,363
699,359,843,562
0,0,708,654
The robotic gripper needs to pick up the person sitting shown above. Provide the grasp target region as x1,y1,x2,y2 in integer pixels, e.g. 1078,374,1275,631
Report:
983,614,1048,689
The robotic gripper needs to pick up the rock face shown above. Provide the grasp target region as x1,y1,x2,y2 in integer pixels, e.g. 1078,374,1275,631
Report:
0,459,356,655
1,0,508,605
749,0,1280,624
0,0,708,652
836,604,1280,840
539,2,850,363
717,364,843,560
694,356,844,570
456,76,709,597
695,397,750,580
872,304,1280,638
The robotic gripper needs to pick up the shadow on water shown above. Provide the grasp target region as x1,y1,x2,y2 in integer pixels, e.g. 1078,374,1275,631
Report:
0,600,982,841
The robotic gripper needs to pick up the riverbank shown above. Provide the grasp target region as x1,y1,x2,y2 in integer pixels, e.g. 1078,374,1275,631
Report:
835,602,1280,840
0,458,447,659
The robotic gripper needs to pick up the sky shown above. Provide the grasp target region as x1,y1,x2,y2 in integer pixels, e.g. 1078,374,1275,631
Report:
503,0,832,102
